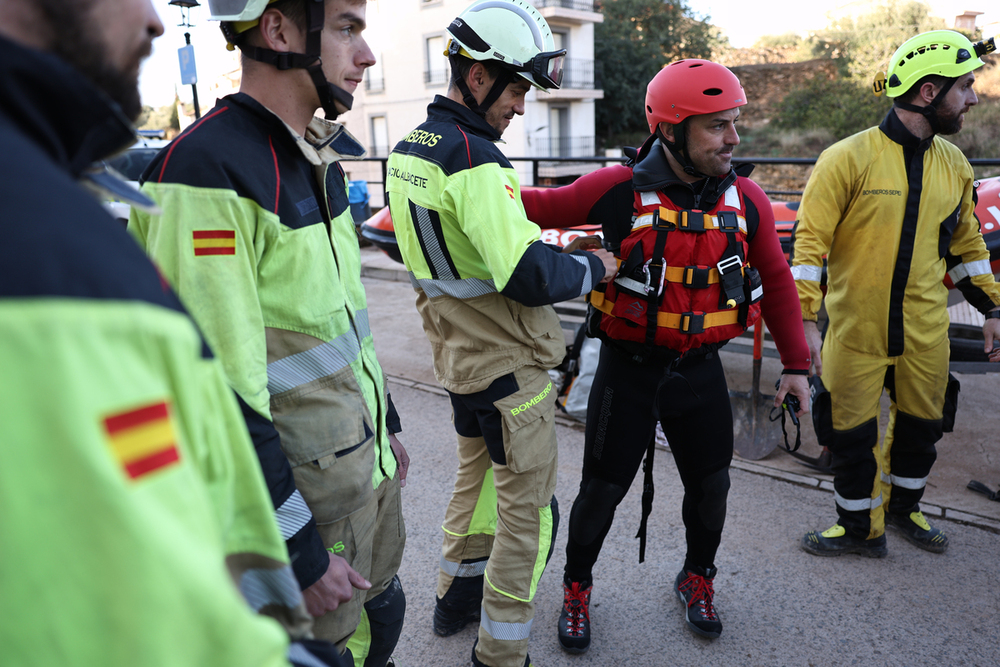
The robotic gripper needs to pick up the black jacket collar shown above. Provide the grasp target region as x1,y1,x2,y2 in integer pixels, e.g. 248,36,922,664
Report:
0,35,136,177
879,107,933,151
426,95,502,143
630,135,749,210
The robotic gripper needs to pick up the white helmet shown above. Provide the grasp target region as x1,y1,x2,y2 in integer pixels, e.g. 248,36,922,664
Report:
205,0,272,21
446,0,565,91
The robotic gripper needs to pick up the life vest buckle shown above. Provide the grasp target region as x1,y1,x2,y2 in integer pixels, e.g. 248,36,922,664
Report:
680,311,705,334
677,209,707,232
642,258,666,296
717,255,746,308
718,210,740,232
651,209,676,231
683,265,711,289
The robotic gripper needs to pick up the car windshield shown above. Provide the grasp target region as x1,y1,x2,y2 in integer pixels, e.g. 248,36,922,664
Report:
105,147,162,181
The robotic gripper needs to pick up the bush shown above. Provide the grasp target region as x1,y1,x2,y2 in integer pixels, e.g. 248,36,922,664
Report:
772,76,891,140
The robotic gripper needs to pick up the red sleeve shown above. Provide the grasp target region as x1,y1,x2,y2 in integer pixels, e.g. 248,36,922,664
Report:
743,178,811,371
521,164,633,229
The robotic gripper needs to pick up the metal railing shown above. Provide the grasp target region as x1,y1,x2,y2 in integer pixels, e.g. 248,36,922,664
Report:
423,69,448,86
365,76,385,93
528,136,596,158
536,0,596,11
357,156,1000,208
561,59,596,90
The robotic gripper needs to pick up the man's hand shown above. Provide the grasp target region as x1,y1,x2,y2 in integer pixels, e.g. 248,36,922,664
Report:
592,248,618,283
774,373,810,418
803,320,824,376
562,235,603,253
984,312,1000,362
302,555,371,617
389,433,409,488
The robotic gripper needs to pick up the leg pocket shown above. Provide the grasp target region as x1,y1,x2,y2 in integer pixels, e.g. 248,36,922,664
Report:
493,366,558,474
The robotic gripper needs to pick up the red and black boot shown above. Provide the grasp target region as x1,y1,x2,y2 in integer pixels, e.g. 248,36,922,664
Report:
674,566,722,639
557,576,592,653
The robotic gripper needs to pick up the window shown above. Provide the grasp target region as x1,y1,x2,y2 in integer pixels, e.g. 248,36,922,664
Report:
424,35,448,86
549,105,570,157
370,115,389,157
366,55,385,93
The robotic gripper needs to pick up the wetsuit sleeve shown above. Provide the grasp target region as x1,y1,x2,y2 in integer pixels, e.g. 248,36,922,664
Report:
792,148,853,321
445,162,605,304
946,178,1000,312
743,180,810,371
520,164,634,230
385,392,401,434
129,189,330,590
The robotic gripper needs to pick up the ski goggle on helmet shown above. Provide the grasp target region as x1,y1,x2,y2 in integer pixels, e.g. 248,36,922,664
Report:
445,0,566,90
874,30,996,97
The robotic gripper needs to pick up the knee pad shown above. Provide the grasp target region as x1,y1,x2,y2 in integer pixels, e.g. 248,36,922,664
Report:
569,478,627,546
892,412,943,456
697,468,730,531
439,571,484,610
350,576,406,667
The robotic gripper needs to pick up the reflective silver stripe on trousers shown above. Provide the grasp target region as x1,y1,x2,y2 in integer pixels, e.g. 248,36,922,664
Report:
240,565,303,612
480,608,533,641
440,555,488,578
948,259,993,283
567,252,593,297
275,489,313,539
791,264,823,282
287,643,330,667
881,471,927,490
414,203,457,279
834,490,883,512
409,271,498,299
266,309,370,395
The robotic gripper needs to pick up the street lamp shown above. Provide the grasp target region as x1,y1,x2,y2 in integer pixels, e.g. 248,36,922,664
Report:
169,0,202,119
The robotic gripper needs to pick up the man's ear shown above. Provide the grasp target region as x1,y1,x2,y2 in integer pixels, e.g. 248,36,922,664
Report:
918,80,940,105
658,122,676,143
467,61,494,97
257,7,302,53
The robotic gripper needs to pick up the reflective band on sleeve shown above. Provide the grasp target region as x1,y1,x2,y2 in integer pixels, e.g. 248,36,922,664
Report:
439,556,489,578
275,489,313,540
834,490,883,512
266,310,369,394
751,283,764,301
480,608,533,641
948,259,992,283
413,202,458,280
791,265,823,282
288,643,330,667
240,565,303,612
881,471,927,490
569,253,593,296
409,272,498,299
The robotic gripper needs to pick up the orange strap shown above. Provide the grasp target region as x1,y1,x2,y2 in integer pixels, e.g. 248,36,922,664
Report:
589,290,740,331
612,258,722,285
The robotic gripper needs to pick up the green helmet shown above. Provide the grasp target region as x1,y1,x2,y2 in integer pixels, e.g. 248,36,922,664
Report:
885,30,989,98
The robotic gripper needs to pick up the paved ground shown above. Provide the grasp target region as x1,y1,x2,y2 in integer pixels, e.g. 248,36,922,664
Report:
359,246,1000,667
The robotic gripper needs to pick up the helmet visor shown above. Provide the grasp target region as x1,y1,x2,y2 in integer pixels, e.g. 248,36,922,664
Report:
206,0,271,22
527,49,566,89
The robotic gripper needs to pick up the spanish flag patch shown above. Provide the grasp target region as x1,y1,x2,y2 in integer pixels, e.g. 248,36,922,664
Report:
104,401,180,480
193,230,236,256
505,185,515,199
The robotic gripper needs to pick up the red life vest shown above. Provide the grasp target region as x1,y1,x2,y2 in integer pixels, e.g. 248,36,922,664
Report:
589,180,762,357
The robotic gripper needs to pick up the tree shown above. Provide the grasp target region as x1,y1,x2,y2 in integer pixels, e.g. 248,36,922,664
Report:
595,0,719,146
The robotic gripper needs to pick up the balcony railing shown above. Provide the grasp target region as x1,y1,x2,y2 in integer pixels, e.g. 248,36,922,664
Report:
561,59,595,89
424,69,448,86
528,136,596,158
365,76,384,93
536,0,595,11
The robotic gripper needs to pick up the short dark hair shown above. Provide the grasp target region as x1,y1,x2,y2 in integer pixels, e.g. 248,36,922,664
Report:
448,54,507,91
225,0,308,55
895,73,950,105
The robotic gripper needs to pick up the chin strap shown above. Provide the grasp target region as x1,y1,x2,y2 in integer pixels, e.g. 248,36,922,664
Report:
237,0,354,120
656,124,712,179
893,76,958,135
450,47,516,119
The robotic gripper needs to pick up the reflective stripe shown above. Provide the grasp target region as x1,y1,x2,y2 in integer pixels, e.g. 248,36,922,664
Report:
413,202,457,280
639,190,660,207
568,253,593,296
948,259,992,283
881,471,927,490
275,489,313,539
751,283,763,301
266,310,369,394
791,264,823,282
834,490,883,512
480,608,533,641
724,183,740,209
439,556,489,578
409,271,498,299
239,565,303,612
288,643,329,667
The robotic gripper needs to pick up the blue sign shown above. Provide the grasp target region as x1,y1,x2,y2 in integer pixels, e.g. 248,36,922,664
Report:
178,44,198,85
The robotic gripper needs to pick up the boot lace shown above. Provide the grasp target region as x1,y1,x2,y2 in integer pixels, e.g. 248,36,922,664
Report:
678,572,718,621
562,582,591,636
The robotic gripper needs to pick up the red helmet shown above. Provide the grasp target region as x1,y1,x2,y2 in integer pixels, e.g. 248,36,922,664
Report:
645,59,747,133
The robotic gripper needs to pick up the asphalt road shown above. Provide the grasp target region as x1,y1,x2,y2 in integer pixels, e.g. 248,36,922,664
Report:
359,251,1000,667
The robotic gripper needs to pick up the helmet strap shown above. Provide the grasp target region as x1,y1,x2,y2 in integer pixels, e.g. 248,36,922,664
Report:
894,76,958,136
657,122,709,179
238,0,354,120
455,65,515,120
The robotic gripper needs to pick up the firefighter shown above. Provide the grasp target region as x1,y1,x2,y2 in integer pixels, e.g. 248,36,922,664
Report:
129,1,407,664
519,60,811,647
385,1,616,665
0,0,346,665
794,30,1000,558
